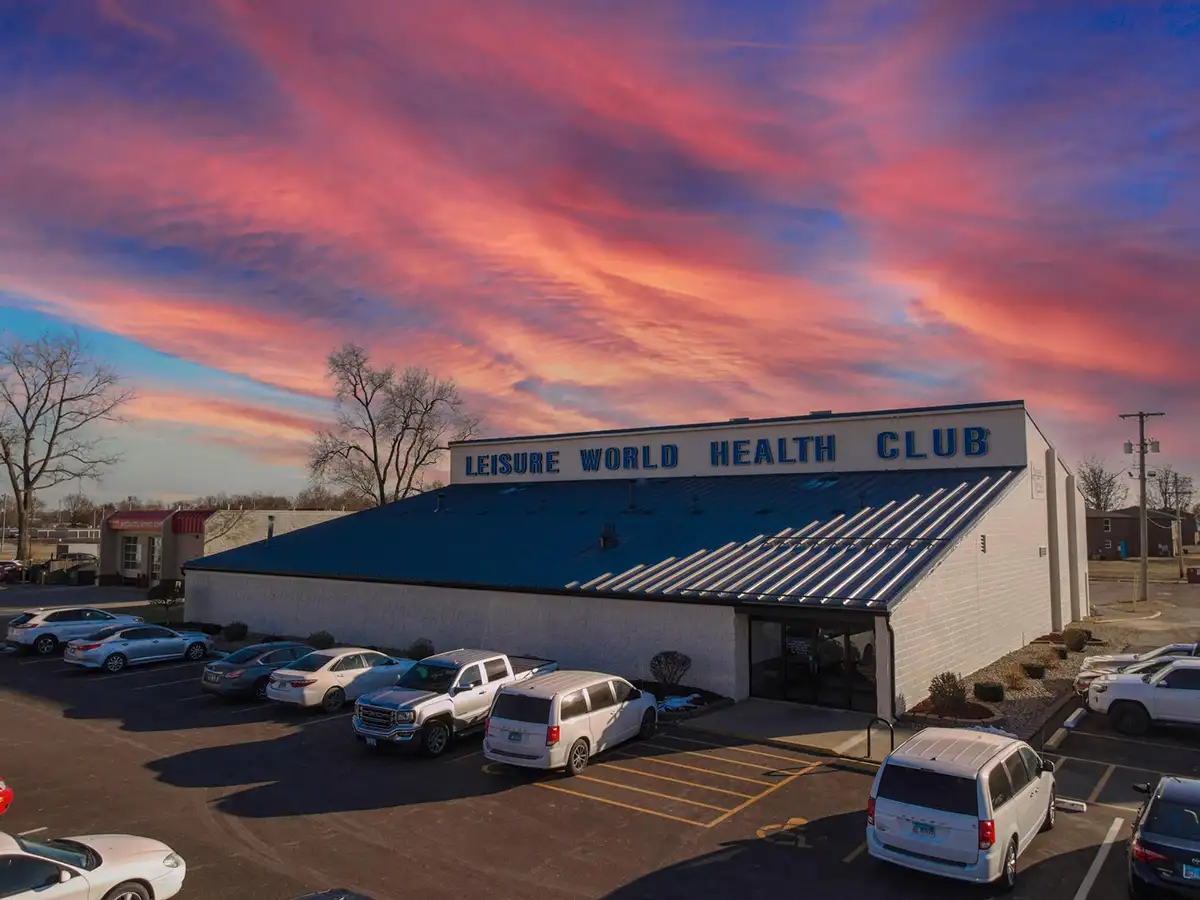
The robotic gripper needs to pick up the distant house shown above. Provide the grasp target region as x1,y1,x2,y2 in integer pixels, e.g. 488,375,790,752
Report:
1085,506,1198,560
99,508,350,587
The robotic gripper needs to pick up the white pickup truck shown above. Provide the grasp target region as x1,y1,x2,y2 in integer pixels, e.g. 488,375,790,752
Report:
352,648,558,757
1086,657,1200,735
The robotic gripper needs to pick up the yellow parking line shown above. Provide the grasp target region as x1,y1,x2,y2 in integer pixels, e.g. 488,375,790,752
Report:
595,762,755,798
611,751,774,786
641,742,781,772
574,775,730,811
657,734,812,764
705,761,822,828
534,782,709,827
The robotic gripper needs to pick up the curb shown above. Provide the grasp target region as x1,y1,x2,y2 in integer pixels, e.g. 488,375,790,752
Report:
674,718,882,774
658,697,736,723
1085,611,1163,623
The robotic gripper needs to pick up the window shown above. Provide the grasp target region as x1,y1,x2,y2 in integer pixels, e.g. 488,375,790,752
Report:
1103,518,1112,532
139,627,176,639
81,610,114,621
1159,669,1200,690
586,682,616,711
45,610,83,622
987,763,1015,809
332,654,365,672
484,658,509,682
288,652,336,673
363,653,395,668
0,855,64,896
1145,798,1200,841
1104,540,1112,550
491,693,552,724
559,690,589,720
875,765,979,816
1018,747,1043,783
395,663,457,692
457,664,482,689
117,627,153,641
611,680,634,704
1003,752,1031,793
121,536,139,570
226,646,272,665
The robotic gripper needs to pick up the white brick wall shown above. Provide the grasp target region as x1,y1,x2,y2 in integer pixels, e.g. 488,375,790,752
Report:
889,470,1053,714
185,571,743,699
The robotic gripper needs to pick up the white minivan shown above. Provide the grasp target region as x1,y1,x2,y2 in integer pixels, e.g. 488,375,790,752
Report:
483,671,658,775
866,726,1056,892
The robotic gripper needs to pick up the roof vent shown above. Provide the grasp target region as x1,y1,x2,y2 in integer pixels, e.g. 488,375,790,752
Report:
599,523,619,549
809,409,833,416
434,492,446,512
729,416,750,423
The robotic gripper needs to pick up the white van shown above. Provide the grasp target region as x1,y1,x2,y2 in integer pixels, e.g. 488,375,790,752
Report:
866,727,1056,892
483,671,658,775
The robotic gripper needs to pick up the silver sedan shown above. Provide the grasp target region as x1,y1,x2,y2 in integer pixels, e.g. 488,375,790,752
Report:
64,624,214,673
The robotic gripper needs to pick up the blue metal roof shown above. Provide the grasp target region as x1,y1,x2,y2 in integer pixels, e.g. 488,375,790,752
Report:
185,468,1021,610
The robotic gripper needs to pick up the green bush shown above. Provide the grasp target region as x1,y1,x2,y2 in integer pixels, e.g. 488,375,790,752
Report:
1062,628,1088,652
308,630,335,650
223,621,249,641
650,650,692,686
973,682,1005,703
407,637,435,660
928,671,967,715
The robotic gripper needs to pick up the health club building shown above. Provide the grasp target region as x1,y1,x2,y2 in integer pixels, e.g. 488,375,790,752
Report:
185,400,1089,720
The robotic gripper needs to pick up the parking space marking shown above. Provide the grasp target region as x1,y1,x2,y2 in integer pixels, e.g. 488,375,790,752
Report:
1071,817,1124,900
610,751,775,786
93,661,207,680
640,741,792,772
16,827,47,836
176,693,212,702
534,782,711,827
1070,729,1195,751
131,677,200,691
705,761,821,829
655,733,811,764
841,841,866,863
1050,750,1198,781
18,657,62,665
226,703,274,715
573,775,729,811
594,762,755,798
1087,764,1116,804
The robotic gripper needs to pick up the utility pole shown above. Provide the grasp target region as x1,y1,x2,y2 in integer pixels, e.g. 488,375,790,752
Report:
1121,411,1164,605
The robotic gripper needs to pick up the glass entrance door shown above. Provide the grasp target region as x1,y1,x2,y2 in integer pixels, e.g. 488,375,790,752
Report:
748,617,877,713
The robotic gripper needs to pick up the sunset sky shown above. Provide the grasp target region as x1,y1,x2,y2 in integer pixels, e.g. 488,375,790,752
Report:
1,1,1196,504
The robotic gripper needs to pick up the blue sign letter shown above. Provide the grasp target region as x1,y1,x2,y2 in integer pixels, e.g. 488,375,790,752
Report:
964,427,990,456
733,439,750,466
815,435,835,462
904,431,927,459
604,447,621,470
465,455,476,476
933,428,957,458
580,448,602,472
661,444,678,468
641,445,658,470
711,441,729,467
877,431,898,459
754,438,774,465
546,450,560,474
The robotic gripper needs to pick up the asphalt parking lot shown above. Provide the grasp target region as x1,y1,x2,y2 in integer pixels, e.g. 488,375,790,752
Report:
0,642,1158,900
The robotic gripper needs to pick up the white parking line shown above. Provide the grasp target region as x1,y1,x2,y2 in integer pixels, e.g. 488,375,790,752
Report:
17,827,47,836
18,657,64,666
130,677,200,691
226,703,275,715
1087,765,1116,804
842,842,866,863
93,661,207,681
1072,729,1200,752
1071,817,1124,900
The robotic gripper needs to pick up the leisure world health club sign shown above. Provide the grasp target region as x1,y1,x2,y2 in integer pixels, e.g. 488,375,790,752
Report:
450,407,1029,485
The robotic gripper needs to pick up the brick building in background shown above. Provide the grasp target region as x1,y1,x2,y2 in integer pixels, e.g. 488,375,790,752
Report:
99,508,349,587
1085,506,1198,560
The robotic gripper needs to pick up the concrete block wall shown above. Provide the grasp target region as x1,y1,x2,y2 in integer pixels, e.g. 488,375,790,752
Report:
185,571,744,699
888,470,1053,715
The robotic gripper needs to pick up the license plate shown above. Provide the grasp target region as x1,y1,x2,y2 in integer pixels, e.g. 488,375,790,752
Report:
66,647,76,656
508,731,522,742
1183,865,1199,880
204,672,220,683
365,738,377,748
912,823,936,837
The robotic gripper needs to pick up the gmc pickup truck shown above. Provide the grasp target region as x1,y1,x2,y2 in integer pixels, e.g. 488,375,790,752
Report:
352,648,558,757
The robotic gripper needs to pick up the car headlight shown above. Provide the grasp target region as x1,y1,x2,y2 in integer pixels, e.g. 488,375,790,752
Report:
163,852,183,868
396,710,414,723
1093,683,1107,693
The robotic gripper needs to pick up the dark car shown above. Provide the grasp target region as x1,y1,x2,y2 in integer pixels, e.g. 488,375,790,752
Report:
1129,777,1200,897
200,642,315,700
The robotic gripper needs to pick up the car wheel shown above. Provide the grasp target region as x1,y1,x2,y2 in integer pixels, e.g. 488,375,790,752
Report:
103,653,127,673
1042,788,1056,831
321,687,345,713
252,676,270,701
33,634,57,656
184,642,207,661
638,708,658,739
421,720,451,758
1112,702,1151,736
998,838,1017,892
102,882,151,900
565,738,590,776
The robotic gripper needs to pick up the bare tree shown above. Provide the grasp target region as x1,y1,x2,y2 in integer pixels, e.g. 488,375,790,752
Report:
1151,464,1195,513
308,344,479,506
1076,455,1129,511
0,333,133,559
62,490,98,525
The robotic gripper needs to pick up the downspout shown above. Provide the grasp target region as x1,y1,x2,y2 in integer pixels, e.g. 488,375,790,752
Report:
886,617,898,721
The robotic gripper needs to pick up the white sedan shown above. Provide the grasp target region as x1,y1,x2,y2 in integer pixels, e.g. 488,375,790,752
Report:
0,829,185,899
266,647,414,712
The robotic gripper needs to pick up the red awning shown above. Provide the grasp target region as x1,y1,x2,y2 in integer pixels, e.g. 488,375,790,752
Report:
172,510,215,534
105,510,173,531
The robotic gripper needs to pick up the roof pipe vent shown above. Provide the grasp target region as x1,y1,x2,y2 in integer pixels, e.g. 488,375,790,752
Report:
435,492,446,512
729,416,750,423
809,409,833,417
266,515,275,543
599,523,619,549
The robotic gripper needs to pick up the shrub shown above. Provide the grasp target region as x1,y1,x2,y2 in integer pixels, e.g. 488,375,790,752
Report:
199,623,223,636
1055,646,1069,660
928,671,967,715
1039,649,1060,667
407,637,435,660
223,621,249,641
308,630,335,650
973,682,1005,703
1002,662,1028,690
1021,662,1047,680
1062,628,1089,652
650,650,693,686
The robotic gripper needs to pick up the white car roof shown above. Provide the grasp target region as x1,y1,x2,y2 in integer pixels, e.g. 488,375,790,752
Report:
1167,658,1200,668
501,670,624,698
0,832,21,854
887,727,1018,779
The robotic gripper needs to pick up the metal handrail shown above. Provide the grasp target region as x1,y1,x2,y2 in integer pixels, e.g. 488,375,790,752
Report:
867,716,895,759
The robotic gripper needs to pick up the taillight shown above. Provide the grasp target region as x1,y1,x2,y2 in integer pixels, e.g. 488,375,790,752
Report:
866,796,876,826
74,643,100,651
546,725,560,746
289,679,316,687
978,819,995,850
1132,839,1168,864
223,670,246,679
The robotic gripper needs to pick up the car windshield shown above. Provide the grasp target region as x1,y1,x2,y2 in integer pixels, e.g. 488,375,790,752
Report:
16,836,98,871
876,763,979,816
8,612,34,625
223,646,271,664
1146,798,1200,841
395,662,458,692
288,652,335,672
1140,645,1182,661
1126,658,1172,675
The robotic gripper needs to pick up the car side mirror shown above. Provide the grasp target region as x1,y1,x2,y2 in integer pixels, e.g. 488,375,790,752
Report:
1133,782,1153,795
1157,681,1169,688
1038,759,1055,774
60,870,73,883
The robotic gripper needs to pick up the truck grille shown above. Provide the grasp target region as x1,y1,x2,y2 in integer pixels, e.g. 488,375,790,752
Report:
357,706,396,729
